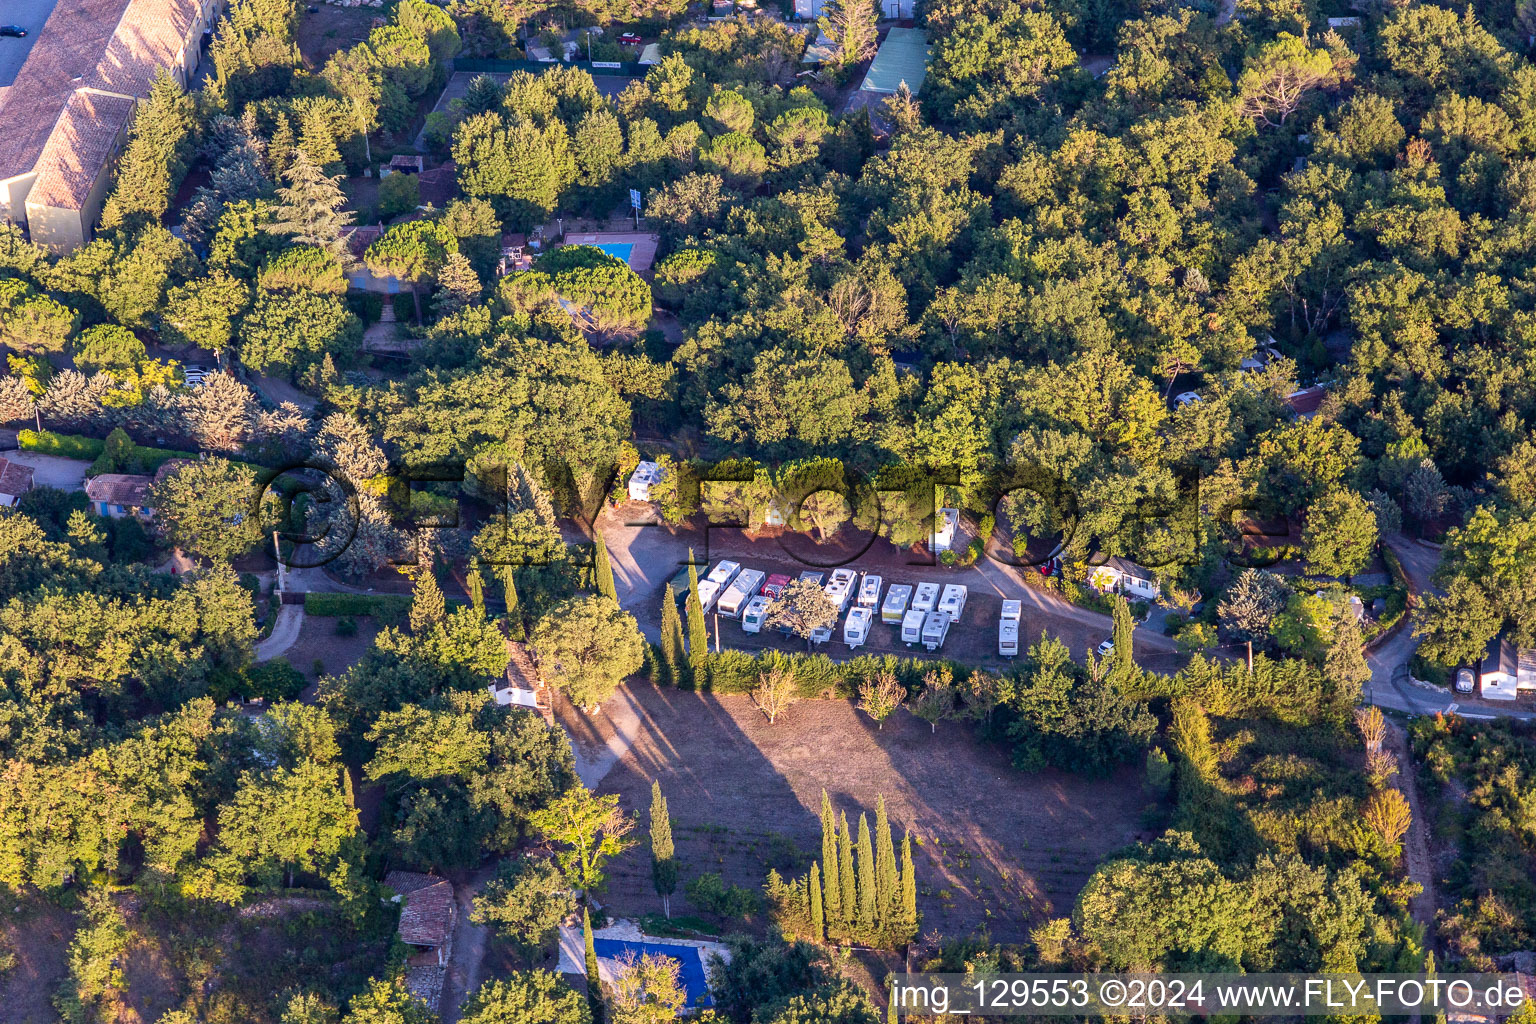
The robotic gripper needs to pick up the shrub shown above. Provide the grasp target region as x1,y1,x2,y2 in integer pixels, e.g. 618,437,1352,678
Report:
21,428,203,474
335,616,359,636
686,873,760,920
377,171,421,220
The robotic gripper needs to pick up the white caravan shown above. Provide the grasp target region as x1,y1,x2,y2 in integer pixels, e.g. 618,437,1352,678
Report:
881,584,912,624
999,600,1021,657
844,607,873,648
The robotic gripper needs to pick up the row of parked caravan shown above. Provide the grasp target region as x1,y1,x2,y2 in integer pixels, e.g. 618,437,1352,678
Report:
685,561,1024,656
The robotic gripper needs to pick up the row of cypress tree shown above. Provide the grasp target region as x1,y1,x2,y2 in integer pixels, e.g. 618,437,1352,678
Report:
767,790,918,948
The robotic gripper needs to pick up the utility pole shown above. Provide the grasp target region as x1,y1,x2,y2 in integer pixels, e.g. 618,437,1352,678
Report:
1246,639,1253,674
713,611,720,653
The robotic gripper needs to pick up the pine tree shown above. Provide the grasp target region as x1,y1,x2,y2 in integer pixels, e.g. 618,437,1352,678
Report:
650,781,677,918
898,831,918,943
431,251,482,319
409,570,445,633
466,557,485,617
837,812,856,939
100,70,195,234
820,790,840,934
686,551,708,685
856,813,876,935
264,148,355,259
875,794,897,931
808,861,824,942
583,905,603,1020
1325,609,1371,717
594,531,617,601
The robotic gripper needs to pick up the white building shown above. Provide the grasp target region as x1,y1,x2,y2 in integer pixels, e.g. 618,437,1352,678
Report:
933,507,959,553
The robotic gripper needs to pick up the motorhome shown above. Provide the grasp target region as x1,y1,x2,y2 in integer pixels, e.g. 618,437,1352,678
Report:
697,579,723,613
844,607,873,648
742,595,770,634
858,574,883,608
999,600,1022,657
900,608,926,645
921,611,952,651
881,584,912,625
706,560,741,587
719,569,766,618
912,582,940,613
934,507,959,552
938,584,968,620
628,461,665,501
824,568,858,612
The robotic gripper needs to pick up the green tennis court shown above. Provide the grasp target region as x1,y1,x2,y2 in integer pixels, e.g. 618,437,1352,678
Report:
860,27,931,94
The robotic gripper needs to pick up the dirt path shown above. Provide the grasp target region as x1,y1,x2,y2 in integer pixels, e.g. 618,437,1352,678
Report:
440,865,497,1024
255,605,304,662
1386,720,1437,942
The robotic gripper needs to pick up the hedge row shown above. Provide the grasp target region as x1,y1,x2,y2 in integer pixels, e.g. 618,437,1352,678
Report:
686,648,973,700
304,593,414,618
19,429,200,472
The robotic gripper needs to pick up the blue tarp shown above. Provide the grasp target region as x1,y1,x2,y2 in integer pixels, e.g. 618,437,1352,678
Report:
592,939,713,1007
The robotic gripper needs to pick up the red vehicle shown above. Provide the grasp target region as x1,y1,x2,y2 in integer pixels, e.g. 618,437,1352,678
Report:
762,573,792,599
618,31,642,45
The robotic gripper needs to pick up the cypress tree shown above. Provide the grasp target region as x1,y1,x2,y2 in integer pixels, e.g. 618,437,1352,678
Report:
820,791,840,932
898,831,918,943
686,551,708,685
856,813,876,935
499,565,520,620
340,765,355,809
594,531,617,601
466,557,485,617
1111,594,1136,678
837,812,856,939
808,861,824,942
875,794,897,930
660,585,684,686
649,781,677,918
409,570,445,633
583,906,603,1020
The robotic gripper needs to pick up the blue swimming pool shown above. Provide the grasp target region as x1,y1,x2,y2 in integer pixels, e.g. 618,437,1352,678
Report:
592,938,713,1006
590,242,635,264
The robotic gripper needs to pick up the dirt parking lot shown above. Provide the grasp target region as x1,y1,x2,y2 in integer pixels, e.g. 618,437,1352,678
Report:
564,683,1149,942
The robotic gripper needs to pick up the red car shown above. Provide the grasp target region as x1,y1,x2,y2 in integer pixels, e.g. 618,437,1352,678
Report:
618,32,642,45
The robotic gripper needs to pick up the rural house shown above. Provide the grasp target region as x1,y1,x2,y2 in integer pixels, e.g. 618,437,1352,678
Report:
84,473,153,519
0,457,36,507
1088,556,1160,601
385,871,456,967
0,0,224,250
1480,637,1519,701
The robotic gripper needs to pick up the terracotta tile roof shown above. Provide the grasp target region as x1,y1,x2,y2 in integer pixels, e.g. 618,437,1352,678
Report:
28,89,138,209
84,472,152,507
0,0,199,187
1284,385,1327,418
0,458,35,498
384,872,455,948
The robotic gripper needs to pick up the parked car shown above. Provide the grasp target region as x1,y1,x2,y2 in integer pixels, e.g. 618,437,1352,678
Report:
1455,667,1474,694
618,31,642,44
0,26,28,37
1096,638,1115,657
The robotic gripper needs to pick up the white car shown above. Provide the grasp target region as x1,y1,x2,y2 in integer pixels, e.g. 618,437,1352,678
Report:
1096,638,1115,657
1174,391,1201,406
1455,667,1474,694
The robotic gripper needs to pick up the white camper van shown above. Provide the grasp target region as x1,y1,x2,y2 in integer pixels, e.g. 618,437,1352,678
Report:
844,607,873,648
881,584,912,625
742,595,770,634
938,584,967,620
912,582,940,614
901,608,926,646
999,600,1021,657
824,568,858,612
858,574,882,608
706,560,741,587
921,611,952,651
718,568,765,618
697,579,723,613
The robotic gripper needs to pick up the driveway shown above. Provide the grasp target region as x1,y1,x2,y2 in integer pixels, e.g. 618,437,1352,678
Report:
3,451,89,490
0,0,56,89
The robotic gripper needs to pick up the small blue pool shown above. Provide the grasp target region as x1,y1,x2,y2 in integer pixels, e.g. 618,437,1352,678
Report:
592,938,713,1006
589,242,635,264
